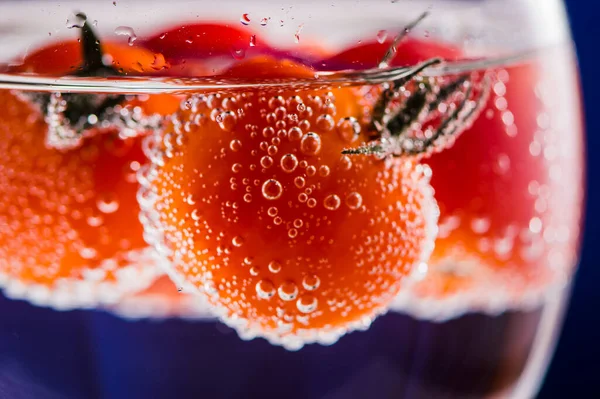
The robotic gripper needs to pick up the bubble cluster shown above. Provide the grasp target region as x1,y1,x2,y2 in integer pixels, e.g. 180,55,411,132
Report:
138,82,441,349
394,59,583,320
0,92,157,310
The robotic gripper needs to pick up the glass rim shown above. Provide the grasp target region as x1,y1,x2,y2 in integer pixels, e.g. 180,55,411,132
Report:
0,48,545,95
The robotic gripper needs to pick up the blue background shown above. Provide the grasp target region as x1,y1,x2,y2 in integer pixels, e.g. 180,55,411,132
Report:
539,1,600,397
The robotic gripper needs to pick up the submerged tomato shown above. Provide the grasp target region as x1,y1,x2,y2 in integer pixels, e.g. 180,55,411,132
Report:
139,57,438,348
0,91,160,309
317,34,583,315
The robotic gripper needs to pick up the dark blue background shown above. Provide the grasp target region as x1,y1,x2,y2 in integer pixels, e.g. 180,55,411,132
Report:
539,1,600,398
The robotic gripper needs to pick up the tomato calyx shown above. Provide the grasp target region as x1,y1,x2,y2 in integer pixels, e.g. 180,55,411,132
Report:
340,14,491,160
22,13,161,149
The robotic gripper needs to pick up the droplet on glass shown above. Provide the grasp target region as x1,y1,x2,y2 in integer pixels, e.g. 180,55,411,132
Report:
294,24,304,43
66,12,87,29
240,13,251,25
114,26,137,46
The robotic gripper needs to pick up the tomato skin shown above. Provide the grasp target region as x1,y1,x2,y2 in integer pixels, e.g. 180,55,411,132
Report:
11,40,166,76
140,22,329,72
419,57,583,300
315,38,461,71
142,23,267,61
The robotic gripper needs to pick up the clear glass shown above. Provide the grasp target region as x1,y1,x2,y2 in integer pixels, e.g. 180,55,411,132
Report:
0,1,584,398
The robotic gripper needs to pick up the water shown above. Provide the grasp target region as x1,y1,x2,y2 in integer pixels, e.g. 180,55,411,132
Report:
0,19,584,399
0,287,568,398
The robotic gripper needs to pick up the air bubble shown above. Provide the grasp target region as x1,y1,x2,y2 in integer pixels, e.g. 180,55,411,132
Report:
185,194,196,205
471,217,491,234
231,47,246,60
268,261,282,273
274,216,283,225
302,275,320,291
494,153,511,175
269,96,285,109
262,179,283,200
318,165,330,177
337,117,361,142
315,114,334,131
300,132,322,155
232,236,244,247
232,163,242,173
529,217,543,234
294,176,306,188
260,155,274,168
217,111,237,132
339,155,352,171
96,193,119,214
191,209,200,221
229,139,242,152
278,281,299,301
502,111,515,126
297,295,317,313
307,198,317,208
293,219,304,228
306,166,316,177
280,154,299,173
324,194,341,210
298,119,311,131
288,228,298,238
263,127,275,138
244,193,253,203
249,35,256,47
250,266,260,276
87,214,103,227
267,207,278,217
285,126,302,142
298,193,308,203
345,192,363,210
79,247,98,260
204,281,217,295
256,279,275,299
